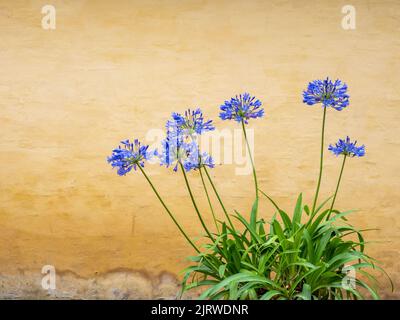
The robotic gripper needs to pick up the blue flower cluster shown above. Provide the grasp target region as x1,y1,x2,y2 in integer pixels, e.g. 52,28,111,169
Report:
171,108,215,136
303,78,349,111
220,93,264,123
160,109,215,172
183,148,215,172
328,136,365,157
107,139,154,176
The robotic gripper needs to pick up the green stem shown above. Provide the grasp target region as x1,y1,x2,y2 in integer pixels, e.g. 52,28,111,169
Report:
180,162,215,241
327,155,347,220
203,166,235,231
199,167,220,233
311,107,327,214
138,165,199,253
241,120,258,200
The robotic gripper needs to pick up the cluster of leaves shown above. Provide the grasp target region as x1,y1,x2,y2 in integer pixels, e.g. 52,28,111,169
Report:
181,192,392,300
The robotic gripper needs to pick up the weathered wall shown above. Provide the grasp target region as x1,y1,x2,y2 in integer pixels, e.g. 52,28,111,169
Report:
0,0,399,299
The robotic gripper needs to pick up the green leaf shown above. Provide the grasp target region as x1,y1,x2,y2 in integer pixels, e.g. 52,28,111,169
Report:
292,193,303,230
286,261,318,270
248,288,258,300
200,273,280,299
240,261,259,273
296,283,311,300
258,221,267,241
228,281,239,300
250,198,259,229
278,209,292,230
313,196,333,215
258,189,281,212
258,243,279,274
260,290,282,300
289,266,321,296
184,280,219,291
234,210,262,243
307,209,330,235
272,220,285,245
356,279,380,300
218,264,227,278
315,230,332,262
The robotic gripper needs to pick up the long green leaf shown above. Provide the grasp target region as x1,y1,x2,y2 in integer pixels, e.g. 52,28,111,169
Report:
250,198,259,229
292,193,303,230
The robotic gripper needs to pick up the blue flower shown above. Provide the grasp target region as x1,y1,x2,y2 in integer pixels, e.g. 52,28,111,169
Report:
219,93,264,123
183,147,215,172
199,152,215,169
159,119,186,171
159,135,187,172
328,136,365,157
170,108,214,136
107,139,154,175
303,78,349,111
160,117,214,172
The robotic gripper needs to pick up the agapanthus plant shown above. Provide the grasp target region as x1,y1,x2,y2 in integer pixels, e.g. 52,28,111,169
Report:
107,82,391,300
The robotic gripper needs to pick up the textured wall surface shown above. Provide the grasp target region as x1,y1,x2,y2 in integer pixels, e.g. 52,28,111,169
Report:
0,0,399,299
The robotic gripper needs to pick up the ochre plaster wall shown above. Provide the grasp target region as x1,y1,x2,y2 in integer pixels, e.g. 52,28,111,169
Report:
0,0,399,298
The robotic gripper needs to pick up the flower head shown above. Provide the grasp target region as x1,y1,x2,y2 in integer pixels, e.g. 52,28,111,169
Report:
170,108,214,137
160,113,215,172
107,139,154,175
328,136,365,157
183,148,215,172
159,136,214,172
220,93,264,123
159,135,187,172
303,78,349,111
159,119,188,171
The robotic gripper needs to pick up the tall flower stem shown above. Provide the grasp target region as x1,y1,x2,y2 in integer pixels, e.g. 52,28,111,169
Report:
203,166,236,231
241,120,258,201
138,165,199,253
199,168,219,233
180,162,215,241
311,107,327,215
327,155,347,220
